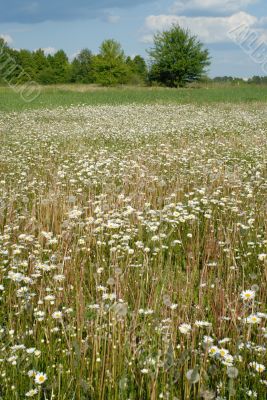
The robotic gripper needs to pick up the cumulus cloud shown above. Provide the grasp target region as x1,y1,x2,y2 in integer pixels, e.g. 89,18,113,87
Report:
106,15,121,24
41,47,57,55
171,0,258,15
0,0,154,23
142,12,265,44
0,33,13,45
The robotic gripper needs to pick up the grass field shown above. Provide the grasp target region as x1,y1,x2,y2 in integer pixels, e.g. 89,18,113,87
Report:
1,84,267,111
0,92,266,399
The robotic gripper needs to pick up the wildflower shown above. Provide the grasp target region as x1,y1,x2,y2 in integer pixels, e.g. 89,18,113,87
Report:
53,274,65,282
246,390,258,398
218,348,229,358
44,295,55,302
209,346,219,356
249,362,265,373
195,320,212,327
240,290,255,301
222,354,234,366
179,323,192,335
34,310,45,321
26,348,36,354
52,311,63,319
34,350,41,357
141,368,149,374
34,372,47,384
245,315,261,324
68,208,83,219
25,389,38,397
203,336,214,345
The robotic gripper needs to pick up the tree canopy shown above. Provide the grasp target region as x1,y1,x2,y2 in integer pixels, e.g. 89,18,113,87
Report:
0,38,147,87
148,24,210,87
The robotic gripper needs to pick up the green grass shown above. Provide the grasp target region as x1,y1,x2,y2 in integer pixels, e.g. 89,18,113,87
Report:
1,84,267,111
0,104,266,399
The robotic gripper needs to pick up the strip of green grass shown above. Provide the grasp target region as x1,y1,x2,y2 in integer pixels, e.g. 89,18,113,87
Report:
1,85,267,112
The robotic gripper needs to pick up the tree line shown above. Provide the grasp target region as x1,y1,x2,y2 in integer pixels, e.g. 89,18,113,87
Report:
212,76,267,85
0,38,148,86
0,25,214,87
2,25,265,88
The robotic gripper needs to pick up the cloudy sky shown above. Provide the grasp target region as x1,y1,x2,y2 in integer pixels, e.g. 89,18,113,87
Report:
1,0,267,77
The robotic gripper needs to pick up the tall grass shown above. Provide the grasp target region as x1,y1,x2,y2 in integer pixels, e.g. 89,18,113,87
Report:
1,85,267,112
0,103,266,399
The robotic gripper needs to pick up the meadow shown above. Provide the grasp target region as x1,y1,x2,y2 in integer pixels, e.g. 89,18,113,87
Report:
1,85,267,111
0,92,266,399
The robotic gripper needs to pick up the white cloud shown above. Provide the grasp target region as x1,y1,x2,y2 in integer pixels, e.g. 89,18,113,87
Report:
142,12,264,44
41,47,57,55
171,0,257,14
0,33,13,45
106,15,121,24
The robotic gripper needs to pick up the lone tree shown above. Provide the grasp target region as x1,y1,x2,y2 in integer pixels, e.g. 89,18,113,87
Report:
148,25,210,87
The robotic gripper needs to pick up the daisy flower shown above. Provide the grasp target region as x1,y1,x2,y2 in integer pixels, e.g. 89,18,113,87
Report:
245,315,261,324
52,311,63,319
34,372,47,385
249,362,265,373
179,323,192,335
240,290,255,301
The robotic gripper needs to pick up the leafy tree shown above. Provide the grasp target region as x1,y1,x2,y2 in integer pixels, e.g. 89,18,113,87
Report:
92,39,129,86
126,55,148,84
70,49,93,83
92,56,129,86
48,50,70,83
248,76,267,85
132,56,147,77
0,44,28,85
99,39,125,61
148,24,210,87
31,49,50,83
17,49,35,81
0,38,11,83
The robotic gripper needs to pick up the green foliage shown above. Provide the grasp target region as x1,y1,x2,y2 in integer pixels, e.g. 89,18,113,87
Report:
92,40,130,86
0,39,147,87
48,50,70,83
126,55,148,84
70,49,93,83
92,55,130,86
148,24,210,87
248,75,267,85
99,39,125,61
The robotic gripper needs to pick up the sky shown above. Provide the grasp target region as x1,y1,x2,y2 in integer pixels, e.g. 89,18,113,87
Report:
1,0,267,77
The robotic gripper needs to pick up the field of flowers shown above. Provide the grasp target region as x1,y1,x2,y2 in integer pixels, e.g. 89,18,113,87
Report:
0,104,266,399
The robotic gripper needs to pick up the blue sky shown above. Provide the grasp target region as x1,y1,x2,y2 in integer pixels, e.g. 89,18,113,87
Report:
1,0,267,77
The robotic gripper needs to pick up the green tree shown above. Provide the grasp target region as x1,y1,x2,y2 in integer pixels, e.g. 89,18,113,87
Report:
0,38,11,84
70,49,93,83
32,49,50,83
99,39,125,61
148,24,210,87
17,49,35,81
48,50,70,83
92,39,129,86
126,55,147,84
